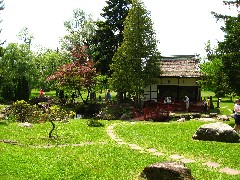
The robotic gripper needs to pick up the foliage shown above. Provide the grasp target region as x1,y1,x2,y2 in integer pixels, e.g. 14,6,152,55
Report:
60,8,96,53
5,100,35,123
210,1,240,95
49,9,98,104
47,58,97,104
97,102,133,120
33,49,70,90
17,27,34,46
91,0,131,76
74,102,102,118
15,76,31,101
110,0,160,102
200,41,230,97
87,119,104,127
5,100,74,124
0,43,35,101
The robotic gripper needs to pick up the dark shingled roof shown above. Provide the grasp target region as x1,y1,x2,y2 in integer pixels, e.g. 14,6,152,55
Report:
160,56,201,77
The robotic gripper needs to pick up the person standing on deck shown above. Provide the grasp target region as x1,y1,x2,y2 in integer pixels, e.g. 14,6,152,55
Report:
184,96,189,112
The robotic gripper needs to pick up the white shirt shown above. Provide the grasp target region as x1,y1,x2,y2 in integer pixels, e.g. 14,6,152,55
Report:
234,104,240,115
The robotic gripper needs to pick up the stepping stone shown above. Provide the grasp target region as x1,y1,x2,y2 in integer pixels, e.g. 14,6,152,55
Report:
146,148,158,153
128,144,143,150
198,118,216,122
72,144,83,147
3,140,13,144
42,145,55,148
58,144,68,147
170,154,184,159
109,134,117,139
114,138,123,142
181,159,196,163
99,142,107,145
106,130,113,134
219,168,240,175
203,162,221,168
152,152,164,156
84,142,94,145
118,142,127,145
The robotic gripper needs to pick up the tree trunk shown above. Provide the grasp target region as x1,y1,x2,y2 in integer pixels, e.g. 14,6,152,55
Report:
49,120,55,138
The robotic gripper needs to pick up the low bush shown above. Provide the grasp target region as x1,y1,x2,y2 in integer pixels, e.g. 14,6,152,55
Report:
5,100,75,123
87,119,104,127
5,100,37,123
97,102,133,120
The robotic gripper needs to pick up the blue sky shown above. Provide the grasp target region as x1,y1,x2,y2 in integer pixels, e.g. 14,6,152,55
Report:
1,0,238,57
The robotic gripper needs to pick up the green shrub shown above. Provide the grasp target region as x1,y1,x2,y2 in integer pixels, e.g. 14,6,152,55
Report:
6,100,36,122
98,102,133,120
87,119,104,127
5,101,74,123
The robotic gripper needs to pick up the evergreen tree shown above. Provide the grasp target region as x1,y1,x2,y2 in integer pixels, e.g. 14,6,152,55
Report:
110,0,161,103
91,0,131,76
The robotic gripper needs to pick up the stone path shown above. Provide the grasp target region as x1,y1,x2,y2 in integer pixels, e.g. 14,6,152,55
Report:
0,139,107,148
106,122,240,176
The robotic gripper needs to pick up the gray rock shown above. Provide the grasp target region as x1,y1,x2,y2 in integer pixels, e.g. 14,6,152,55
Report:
209,113,218,118
0,114,5,120
177,118,186,122
140,162,194,180
18,122,33,128
192,122,239,143
198,118,216,122
191,113,201,118
120,113,131,120
217,115,229,121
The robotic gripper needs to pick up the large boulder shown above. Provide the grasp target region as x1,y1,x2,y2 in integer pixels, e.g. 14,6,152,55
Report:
192,122,239,143
140,162,194,180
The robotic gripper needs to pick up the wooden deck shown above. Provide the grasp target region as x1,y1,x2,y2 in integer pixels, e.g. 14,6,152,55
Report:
133,101,204,121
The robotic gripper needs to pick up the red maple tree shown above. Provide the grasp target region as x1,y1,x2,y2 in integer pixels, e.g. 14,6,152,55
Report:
47,45,97,104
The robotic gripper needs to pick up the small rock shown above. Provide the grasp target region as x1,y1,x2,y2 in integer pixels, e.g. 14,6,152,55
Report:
18,122,33,128
209,113,218,118
198,118,216,122
177,118,186,122
217,115,229,121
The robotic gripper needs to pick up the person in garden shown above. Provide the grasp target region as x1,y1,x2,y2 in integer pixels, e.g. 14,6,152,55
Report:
39,89,45,98
105,90,112,101
233,99,240,133
184,96,189,112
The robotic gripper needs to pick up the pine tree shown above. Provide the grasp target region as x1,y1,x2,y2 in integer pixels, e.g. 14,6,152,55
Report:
110,0,161,103
91,0,131,76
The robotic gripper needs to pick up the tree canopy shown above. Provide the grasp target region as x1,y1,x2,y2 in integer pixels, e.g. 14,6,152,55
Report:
208,0,240,95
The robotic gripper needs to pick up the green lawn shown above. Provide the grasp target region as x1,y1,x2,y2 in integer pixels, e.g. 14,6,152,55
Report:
30,89,117,102
0,119,239,179
0,90,239,179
